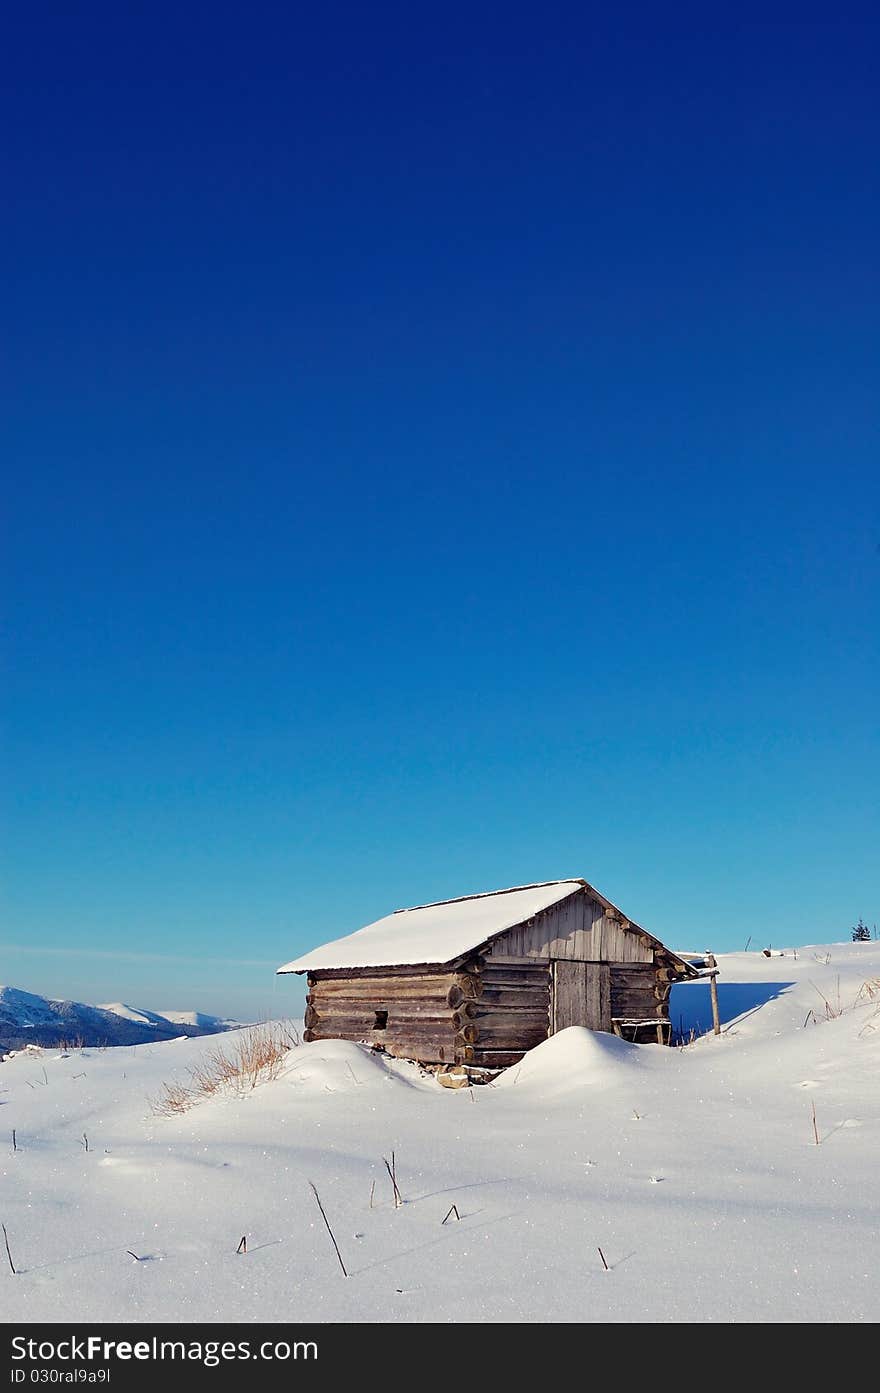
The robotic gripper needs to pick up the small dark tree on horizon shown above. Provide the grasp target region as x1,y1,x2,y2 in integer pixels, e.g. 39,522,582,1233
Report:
851,918,871,942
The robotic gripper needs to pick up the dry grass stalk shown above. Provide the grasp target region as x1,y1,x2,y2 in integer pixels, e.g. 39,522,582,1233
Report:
441,1204,461,1224
309,1183,347,1277
854,978,880,1005
152,1079,194,1115
808,976,880,1027
2,1224,16,1275
383,1155,402,1208
811,1100,820,1146
597,1246,609,1271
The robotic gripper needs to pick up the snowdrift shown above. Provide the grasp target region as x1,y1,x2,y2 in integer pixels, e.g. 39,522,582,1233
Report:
494,1025,645,1094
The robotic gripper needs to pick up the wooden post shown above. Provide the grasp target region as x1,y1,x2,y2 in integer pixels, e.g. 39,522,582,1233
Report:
706,952,720,1036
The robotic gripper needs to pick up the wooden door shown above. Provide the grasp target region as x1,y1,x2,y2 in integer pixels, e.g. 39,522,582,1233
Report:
552,960,611,1033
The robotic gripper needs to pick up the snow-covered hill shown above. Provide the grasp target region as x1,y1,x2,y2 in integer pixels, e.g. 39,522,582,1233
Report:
1,942,878,1323
0,985,237,1054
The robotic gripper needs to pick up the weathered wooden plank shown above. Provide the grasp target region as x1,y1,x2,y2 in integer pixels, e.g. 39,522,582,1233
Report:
471,1049,527,1067
477,975,549,990
610,964,657,981
305,1012,373,1030
381,1040,453,1062
453,1003,547,1024
489,890,653,964
479,983,549,1000
306,1016,453,1037
610,981,658,1004
612,980,657,993
612,1020,671,1045
308,999,449,1016
481,963,549,978
452,1008,548,1030
611,1000,666,1020
588,964,612,1029
380,1032,456,1048
309,1002,451,1025
552,961,583,1031
312,975,455,999
307,1031,455,1058
312,1025,454,1043
592,919,653,963
307,1022,452,1038
465,1025,545,1047
609,964,659,1015
310,987,451,1004
452,993,547,1014
552,961,612,1031
487,955,557,967
308,963,467,981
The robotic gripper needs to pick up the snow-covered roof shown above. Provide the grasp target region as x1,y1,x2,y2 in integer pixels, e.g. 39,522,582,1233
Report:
277,880,586,973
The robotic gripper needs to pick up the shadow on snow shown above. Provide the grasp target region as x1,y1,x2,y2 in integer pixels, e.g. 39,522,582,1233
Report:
670,979,795,1039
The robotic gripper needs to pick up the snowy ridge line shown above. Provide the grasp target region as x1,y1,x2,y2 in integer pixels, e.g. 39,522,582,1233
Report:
0,984,240,1053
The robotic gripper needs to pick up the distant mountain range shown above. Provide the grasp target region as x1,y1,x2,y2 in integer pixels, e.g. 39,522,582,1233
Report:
0,985,240,1054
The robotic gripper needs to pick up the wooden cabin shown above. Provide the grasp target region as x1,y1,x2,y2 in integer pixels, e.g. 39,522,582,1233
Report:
277,879,699,1071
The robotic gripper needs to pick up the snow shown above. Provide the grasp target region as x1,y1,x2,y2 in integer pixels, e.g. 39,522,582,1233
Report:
494,1027,647,1095
2,941,879,1323
97,1004,166,1027
158,1010,229,1029
98,1006,228,1031
0,986,65,1028
277,879,586,971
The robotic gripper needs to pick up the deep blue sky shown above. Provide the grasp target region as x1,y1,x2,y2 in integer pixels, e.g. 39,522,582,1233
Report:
2,5,878,1020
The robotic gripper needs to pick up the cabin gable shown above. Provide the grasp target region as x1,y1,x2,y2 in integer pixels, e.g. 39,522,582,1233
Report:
485,887,654,964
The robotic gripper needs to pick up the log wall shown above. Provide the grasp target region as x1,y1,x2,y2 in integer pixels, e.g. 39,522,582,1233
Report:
610,963,666,1018
303,959,553,1067
464,960,550,1069
303,969,459,1063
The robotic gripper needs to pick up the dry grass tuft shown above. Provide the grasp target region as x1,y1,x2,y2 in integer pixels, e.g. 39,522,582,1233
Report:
854,977,880,1005
152,1079,193,1115
856,979,880,1037
150,1021,300,1116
